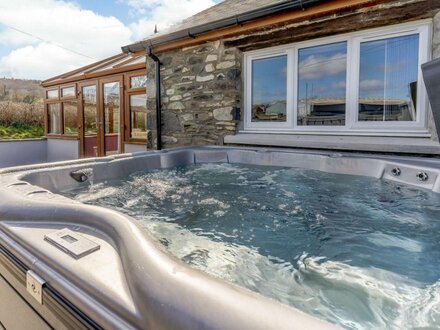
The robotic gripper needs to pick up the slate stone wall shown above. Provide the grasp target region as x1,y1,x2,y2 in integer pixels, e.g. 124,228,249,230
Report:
146,41,241,149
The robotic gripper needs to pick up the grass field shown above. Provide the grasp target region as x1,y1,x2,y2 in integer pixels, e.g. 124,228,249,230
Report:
0,124,44,139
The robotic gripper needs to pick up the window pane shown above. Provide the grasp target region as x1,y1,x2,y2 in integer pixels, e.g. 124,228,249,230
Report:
61,86,75,98
47,89,58,99
358,34,419,122
82,85,98,158
251,55,287,122
297,42,347,126
47,103,61,134
130,94,147,139
63,101,77,135
83,86,97,135
130,75,147,89
103,82,120,155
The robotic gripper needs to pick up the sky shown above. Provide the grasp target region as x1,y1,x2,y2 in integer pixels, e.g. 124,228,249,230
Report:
0,0,221,80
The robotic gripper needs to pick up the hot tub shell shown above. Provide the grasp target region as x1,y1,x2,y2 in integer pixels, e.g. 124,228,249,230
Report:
1,146,440,329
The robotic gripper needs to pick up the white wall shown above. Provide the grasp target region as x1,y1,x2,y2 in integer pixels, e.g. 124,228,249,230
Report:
0,139,46,168
124,143,147,153
47,139,80,162
0,139,80,168
0,140,146,169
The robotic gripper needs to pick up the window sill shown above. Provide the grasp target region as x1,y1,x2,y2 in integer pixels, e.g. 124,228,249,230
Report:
45,135,79,140
224,133,440,155
241,129,431,137
125,140,147,145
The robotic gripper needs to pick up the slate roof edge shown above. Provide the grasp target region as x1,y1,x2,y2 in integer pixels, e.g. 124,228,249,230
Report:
121,0,324,53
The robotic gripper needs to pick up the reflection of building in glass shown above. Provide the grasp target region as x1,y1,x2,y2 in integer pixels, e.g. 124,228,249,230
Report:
298,99,346,125
358,98,415,121
297,96,416,126
252,100,286,121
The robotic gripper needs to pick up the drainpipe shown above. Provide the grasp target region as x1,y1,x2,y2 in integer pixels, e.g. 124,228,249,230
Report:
146,46,162,150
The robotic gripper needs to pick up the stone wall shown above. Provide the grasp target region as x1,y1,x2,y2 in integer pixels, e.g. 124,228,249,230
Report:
146,41,242,149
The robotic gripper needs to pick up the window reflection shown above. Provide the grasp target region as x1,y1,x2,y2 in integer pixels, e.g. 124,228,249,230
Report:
358,34,419,121
130,75,147,89
82,85,98,157
251,55,287,122
103,82,120,134
47,89,58,99
297,42,347,126
130,94,147,139
63,101,77,135
103,82,120,155
83,86,97,136
61,86,75,98
48,103,61,134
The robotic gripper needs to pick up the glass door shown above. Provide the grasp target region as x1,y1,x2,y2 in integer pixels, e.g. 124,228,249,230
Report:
79,76,124,158
101,79,122,155
80,83,100,157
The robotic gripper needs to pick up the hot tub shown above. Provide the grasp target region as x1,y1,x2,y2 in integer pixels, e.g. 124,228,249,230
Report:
0,146,439,329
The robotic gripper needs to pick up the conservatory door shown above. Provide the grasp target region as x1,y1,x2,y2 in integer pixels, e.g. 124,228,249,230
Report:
100,77,123,156
80,82,100,157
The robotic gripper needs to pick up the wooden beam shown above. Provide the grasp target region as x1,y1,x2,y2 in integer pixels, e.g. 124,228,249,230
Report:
82,54,129,74
41,53,125,87
42,63,146,87
225,0,440,50
152,0,386,54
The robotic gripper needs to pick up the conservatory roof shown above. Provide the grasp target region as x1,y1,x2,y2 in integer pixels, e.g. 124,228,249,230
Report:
41,52,146,87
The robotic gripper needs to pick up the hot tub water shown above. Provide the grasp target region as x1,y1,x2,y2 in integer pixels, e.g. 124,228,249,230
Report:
64,163,440,329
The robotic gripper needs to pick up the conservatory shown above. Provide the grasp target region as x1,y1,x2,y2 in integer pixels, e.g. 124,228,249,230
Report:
41,52,148,158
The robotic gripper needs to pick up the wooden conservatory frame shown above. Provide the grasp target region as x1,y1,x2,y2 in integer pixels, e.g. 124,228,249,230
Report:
41,52,147,158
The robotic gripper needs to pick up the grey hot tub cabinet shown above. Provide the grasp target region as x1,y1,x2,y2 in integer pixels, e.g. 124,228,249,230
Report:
1,146,440,329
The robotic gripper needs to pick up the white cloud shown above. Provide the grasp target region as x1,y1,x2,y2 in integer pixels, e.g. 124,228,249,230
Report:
332,80,346,90
0,0,132,80
299,53,347,80
0,43,92,80
127,0,217,41
0,0,217,80
359,79,384,92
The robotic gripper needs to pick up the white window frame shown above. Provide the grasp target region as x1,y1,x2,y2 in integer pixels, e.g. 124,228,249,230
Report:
244,48,294,130
243,20,431,136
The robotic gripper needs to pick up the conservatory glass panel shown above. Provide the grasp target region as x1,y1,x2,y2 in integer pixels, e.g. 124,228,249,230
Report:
47,103,61,134
46,89,58,99
61,86,75,98
130,75,147,89
63,101,78,135
103,82,120,155
130,94,147,140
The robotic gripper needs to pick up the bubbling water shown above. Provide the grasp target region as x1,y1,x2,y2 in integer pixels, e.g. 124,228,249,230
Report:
63,163,440,329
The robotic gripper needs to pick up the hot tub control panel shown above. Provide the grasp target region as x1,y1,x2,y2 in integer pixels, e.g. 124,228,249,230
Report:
44,228,100,259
